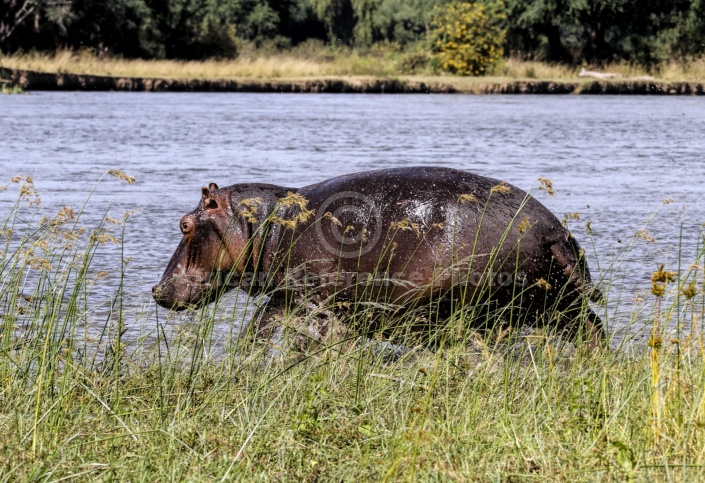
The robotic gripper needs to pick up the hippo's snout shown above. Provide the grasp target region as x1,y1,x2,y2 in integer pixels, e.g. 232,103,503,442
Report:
152,277,192,311
152,281,175,310
153,271,219,311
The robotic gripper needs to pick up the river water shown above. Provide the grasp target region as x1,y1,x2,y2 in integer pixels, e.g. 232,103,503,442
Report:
1,92,704,346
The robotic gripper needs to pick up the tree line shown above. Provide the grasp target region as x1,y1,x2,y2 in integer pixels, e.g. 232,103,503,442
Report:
2,0,704,66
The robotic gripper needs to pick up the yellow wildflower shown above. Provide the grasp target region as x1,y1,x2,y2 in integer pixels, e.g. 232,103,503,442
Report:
518,216,531,234
323,212,342,226
536,278,552,290
108,169,136,184
458,194,476,204
490,182,510,195
636,230,656,243
537,177,555,196
390,219,421,236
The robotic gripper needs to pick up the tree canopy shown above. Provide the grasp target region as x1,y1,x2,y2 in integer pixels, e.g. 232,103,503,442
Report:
1,0,704,65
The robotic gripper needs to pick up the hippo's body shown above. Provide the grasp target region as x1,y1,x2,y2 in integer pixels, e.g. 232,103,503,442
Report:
153,167,603,342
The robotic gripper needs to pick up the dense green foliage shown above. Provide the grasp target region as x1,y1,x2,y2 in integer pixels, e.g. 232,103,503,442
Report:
1,0,704,67
0,0,705,64
504,0,705,64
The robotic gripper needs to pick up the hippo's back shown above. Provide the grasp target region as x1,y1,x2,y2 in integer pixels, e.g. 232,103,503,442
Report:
296,167,564,249
299,167,503,206
299,167,556,225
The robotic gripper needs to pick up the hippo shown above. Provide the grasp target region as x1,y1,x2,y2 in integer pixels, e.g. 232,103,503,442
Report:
153,167,604,344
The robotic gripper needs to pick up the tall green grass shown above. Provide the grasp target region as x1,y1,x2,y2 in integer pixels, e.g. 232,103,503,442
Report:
1,174,704,481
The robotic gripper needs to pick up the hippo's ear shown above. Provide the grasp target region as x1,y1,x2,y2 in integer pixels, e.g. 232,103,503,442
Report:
209,182,219,191
201,186,218,209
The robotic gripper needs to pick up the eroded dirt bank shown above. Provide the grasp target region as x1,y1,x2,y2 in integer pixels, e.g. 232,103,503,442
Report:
1,67,704,94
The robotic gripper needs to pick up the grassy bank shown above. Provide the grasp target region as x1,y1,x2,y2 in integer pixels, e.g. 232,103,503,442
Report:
2,174,705,481
2,48,705,84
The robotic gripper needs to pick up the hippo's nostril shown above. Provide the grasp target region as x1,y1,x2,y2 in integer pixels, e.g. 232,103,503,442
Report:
152,285,159,295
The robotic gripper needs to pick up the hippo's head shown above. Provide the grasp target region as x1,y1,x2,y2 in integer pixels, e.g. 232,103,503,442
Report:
152,183,249,311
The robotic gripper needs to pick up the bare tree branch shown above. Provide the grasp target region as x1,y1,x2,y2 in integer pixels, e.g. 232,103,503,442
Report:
1,0,38,43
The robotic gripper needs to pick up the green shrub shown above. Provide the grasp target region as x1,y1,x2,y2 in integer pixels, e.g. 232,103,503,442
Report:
430,1,506,76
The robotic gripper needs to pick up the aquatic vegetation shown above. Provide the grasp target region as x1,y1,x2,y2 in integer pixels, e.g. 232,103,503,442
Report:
0,174,704,480
0,83,23,95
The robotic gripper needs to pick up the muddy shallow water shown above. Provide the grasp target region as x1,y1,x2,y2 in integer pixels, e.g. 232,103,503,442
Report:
1,92,704,345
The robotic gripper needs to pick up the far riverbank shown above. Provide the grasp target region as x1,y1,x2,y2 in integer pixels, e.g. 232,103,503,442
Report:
3,51,704,94
2,66,705,94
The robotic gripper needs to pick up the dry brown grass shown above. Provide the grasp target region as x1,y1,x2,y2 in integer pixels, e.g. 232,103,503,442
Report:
491,58,577,79
659,57,705,81
2,49,705,83
0,49,401,79
493,58,705,81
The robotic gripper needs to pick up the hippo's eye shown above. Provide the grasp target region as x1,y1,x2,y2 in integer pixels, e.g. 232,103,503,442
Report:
180,219,193,235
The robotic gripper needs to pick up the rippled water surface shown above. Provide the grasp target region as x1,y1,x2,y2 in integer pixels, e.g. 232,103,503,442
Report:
2,92,704,342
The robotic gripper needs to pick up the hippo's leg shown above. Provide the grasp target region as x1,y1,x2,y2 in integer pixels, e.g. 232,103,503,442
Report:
244,293,299,362
556,297,606,349
249,292,289,340
545,239,606,348
583,308,606,348
362,338,415,362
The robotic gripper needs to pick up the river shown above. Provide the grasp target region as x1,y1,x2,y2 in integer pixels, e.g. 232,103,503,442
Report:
1,92,704,346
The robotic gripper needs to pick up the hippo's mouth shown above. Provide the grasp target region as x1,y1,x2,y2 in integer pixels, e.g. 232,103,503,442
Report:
152,275,217,311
